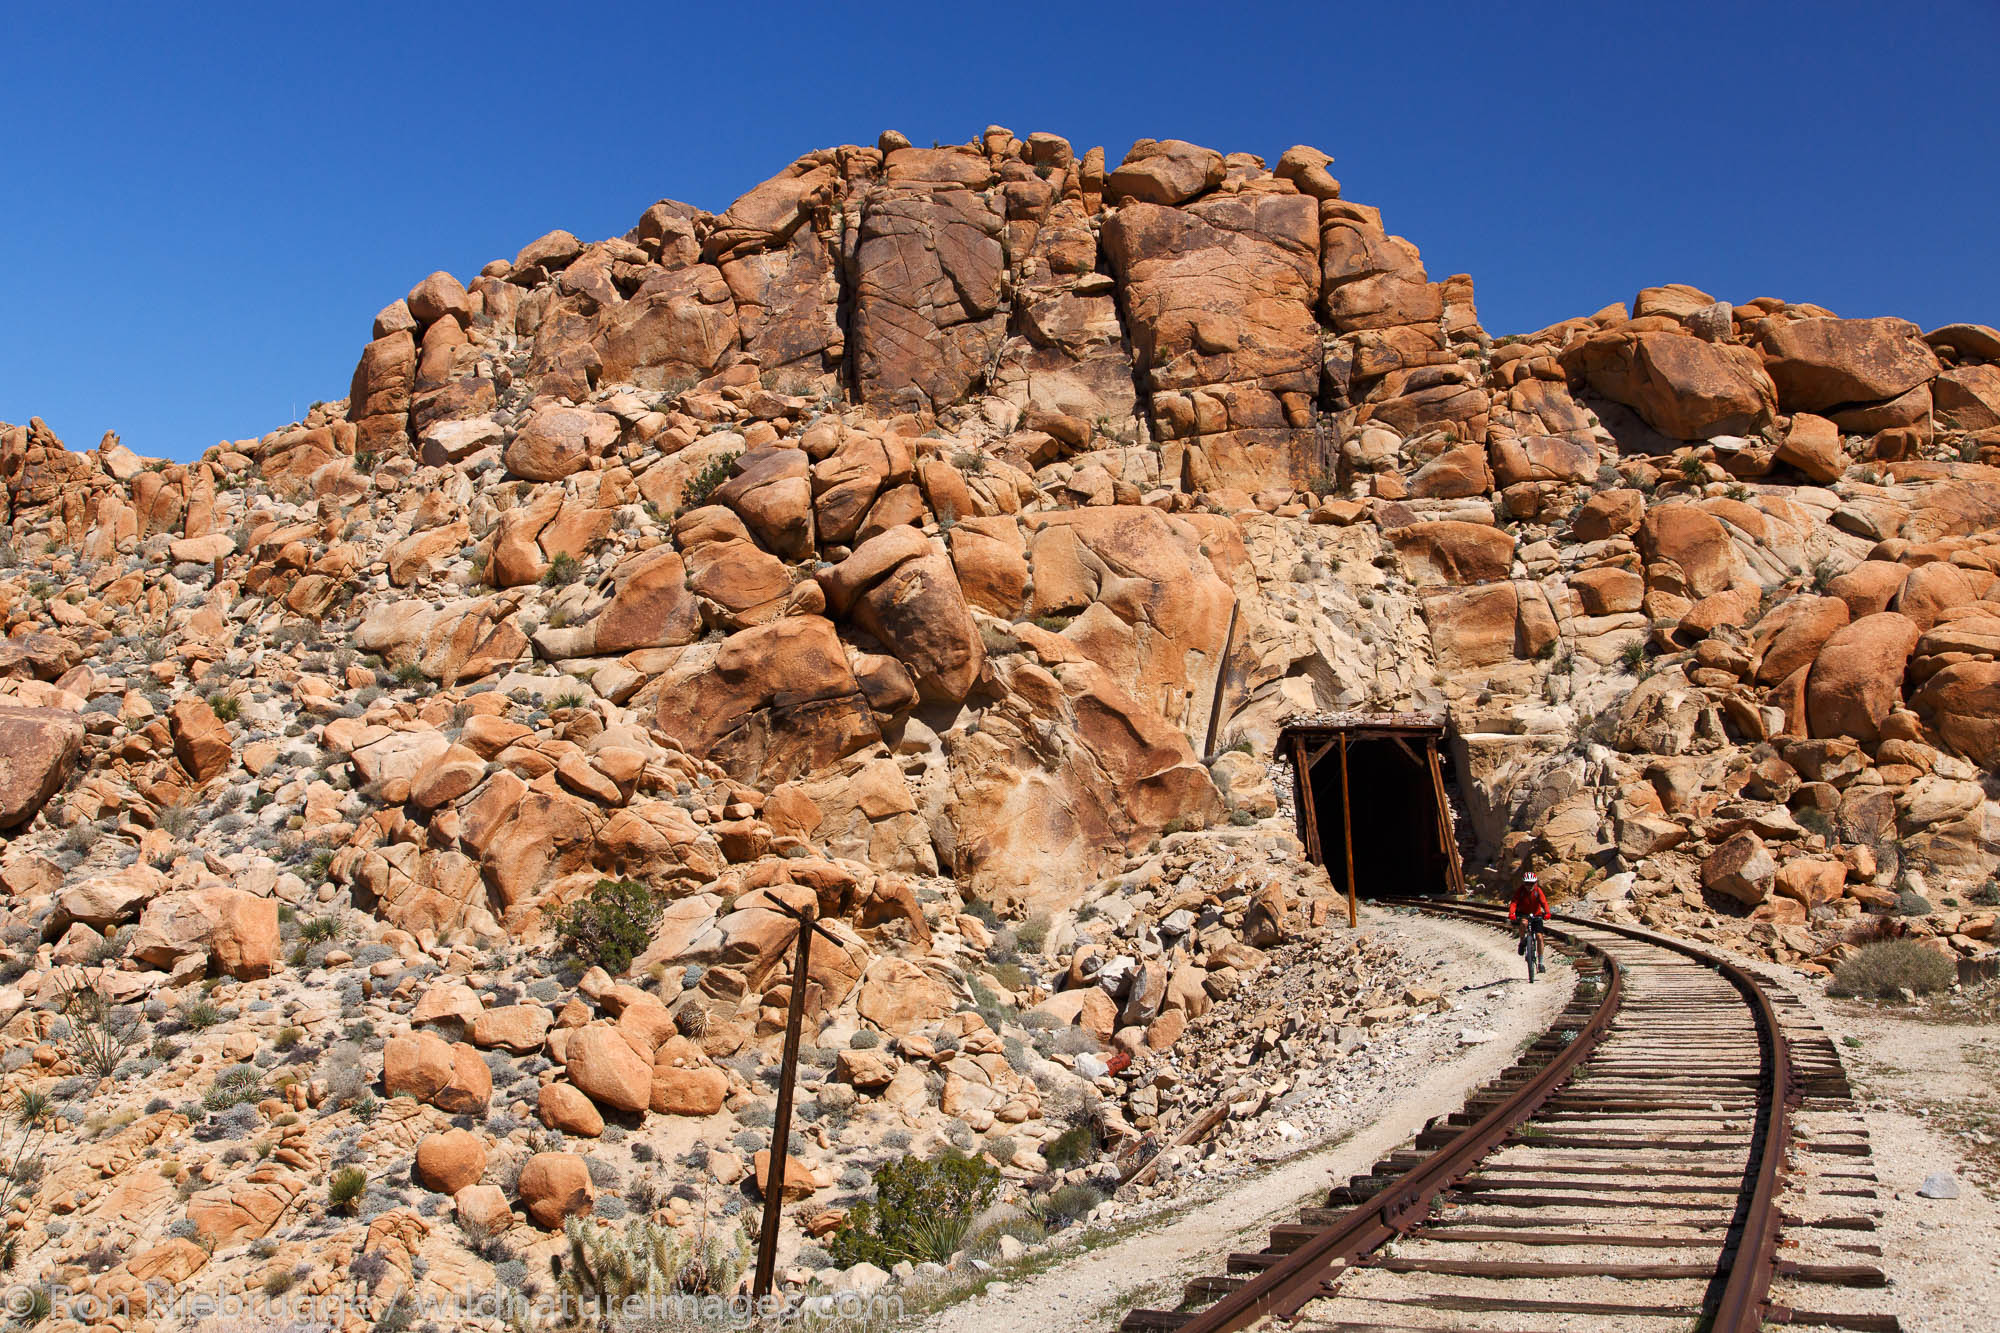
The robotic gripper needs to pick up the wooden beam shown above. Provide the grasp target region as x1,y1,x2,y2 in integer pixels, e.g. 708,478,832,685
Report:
753,908,815,1300
1336,736,1357,928
1292,734,1323,867
1426,738,1466,896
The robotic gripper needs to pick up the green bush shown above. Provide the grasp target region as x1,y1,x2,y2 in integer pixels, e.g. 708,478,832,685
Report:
1034,1182,1105,1230
553,879,664,976
208,693,241,723
540,552,583,588
392,662,425,685
1829,939,1955,999
1042,1123,1098,1171
828,1149,1002,1269
328,1166,367,1212
679,451,741,515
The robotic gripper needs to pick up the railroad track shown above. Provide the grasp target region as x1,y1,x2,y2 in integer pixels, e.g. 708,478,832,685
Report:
1116,901,1899,1333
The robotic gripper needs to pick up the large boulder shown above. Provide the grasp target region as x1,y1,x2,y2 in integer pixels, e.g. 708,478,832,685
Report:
1563,329,1776,439
537,1082,605,1138
1388,521,1514,585
128,888,277,979
562,1024,652,1115
1701,831,1775,906
518,1152,594,1229
1757,316,1938,412
169,697,232,784
0,705,82,830
1751,596,1850,685
851,186,1006,412
503,406,620,482
1105,139,1225,205
1806,612,1921,743
1912,662,2000,769
653,616,880,784
414,1130,487,1195
818,528,985,702
382,1032,492,1114
1638,505,1734,599
55,865,166,931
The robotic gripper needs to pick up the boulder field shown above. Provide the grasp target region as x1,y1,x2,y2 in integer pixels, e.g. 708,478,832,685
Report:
0,126,1996,1316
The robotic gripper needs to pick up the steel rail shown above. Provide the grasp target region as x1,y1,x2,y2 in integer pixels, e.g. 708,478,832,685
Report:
1162,900,1793,1333
1401,901,1795,1333
1170,910,1625,1333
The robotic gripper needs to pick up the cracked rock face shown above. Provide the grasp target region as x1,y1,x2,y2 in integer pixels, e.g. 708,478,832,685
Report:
1,123,1998,1312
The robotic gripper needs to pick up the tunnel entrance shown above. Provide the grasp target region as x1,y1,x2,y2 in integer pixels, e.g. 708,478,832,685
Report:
1283,717,1466,913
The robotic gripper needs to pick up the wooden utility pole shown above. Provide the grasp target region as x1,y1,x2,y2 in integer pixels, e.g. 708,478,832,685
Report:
752,900,847,1303
1336,735,1357,929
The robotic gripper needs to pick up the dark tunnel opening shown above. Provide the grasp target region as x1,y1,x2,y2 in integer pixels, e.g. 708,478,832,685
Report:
1290,725,1463,900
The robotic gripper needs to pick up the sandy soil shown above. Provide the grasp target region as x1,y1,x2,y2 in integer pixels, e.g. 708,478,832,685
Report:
1793,989,2000,1332
909,905,1574,1333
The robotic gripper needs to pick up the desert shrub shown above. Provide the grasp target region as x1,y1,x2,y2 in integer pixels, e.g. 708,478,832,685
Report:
177,1000,223,1031
1033,1182,1105,1230
964,1207,1047,1259
848,1029,880,1050
540,552,583,588
828,1148,1001,1269
552,879,663,976
1042,1122,1099,1171
208,693,241,722
328,1166,367,1212
679,451,741,515
202,1065,265,1113
54,971,144,1081
1829,940,1955,999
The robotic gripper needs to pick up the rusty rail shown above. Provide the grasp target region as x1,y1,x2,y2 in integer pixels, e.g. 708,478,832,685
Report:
1169,909,1625,1333
1158,901,1795,1333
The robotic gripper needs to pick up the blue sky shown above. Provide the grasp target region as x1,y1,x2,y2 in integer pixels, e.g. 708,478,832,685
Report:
4,2,1996,461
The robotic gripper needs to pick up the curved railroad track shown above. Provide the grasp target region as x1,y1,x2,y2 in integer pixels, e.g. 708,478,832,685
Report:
1116,900,1899,1333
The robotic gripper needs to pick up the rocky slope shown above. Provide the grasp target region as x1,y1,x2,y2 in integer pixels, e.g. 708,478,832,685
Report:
0,125,1997,1326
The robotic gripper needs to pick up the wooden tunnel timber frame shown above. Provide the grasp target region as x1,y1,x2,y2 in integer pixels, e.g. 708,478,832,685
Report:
1280,714,1466,927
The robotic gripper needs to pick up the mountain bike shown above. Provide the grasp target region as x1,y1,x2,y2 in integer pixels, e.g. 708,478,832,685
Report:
1519,915,1544,982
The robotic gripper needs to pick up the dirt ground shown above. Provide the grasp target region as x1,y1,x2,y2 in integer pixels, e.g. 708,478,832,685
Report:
1796,984,2000,1332
908,905,1574,1333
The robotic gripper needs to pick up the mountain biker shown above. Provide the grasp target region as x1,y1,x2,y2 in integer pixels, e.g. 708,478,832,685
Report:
1509,871,1550,927
1510,872,1551,980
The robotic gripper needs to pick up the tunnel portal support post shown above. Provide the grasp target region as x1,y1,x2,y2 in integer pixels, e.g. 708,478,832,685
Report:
1281,714,1457,912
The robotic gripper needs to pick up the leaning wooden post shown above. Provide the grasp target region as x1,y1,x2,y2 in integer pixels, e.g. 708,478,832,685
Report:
1337,736,1357,928
752,906,815,1304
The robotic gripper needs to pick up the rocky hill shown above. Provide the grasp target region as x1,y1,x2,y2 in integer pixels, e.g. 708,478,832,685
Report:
1,126,1997,1326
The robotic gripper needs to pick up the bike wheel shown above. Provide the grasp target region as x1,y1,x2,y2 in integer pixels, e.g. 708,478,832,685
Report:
1524,933,1539,982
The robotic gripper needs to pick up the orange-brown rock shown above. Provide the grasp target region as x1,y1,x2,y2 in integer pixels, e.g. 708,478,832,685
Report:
1806,612,1920,743
169,696,232,784
751,1149,816,1201
1563,329,1776,439
518,1152,594,1228
382,1032,492,1114
1911,661,2000,768
129,887,277,979
537,1082,604,1137
1388,521,1514,585
653,616,879,783
562,1023,653,1115
0,705,82,830
414,1129,487,1195
1572,488,1644,542
1639,505,1734,599
1752,595,1850,684
1775,412,1846,483
1757,316,1938,413
503,405,619,482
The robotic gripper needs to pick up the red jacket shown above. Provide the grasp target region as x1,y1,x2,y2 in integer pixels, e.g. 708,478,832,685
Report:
1509,881,1550,922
